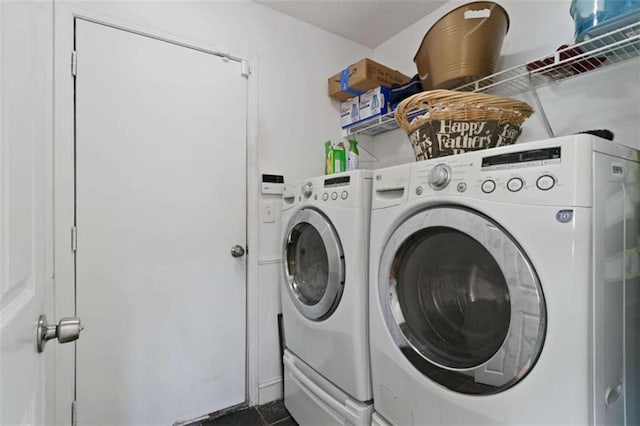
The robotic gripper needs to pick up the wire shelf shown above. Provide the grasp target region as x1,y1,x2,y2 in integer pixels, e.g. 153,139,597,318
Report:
343,113,399,137
343,20,640,138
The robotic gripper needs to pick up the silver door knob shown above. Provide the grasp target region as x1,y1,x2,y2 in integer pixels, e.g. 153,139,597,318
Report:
37,315,84,353
231,245,246,257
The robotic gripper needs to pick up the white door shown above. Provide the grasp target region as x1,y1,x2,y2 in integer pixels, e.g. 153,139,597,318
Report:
0,1,55,425
74,20,247,425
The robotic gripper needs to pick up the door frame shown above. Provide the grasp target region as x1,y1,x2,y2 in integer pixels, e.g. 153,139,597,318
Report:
53,4,260,424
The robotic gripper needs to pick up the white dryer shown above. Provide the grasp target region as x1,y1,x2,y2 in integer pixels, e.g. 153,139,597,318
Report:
281,170,373,425
369,135,640,425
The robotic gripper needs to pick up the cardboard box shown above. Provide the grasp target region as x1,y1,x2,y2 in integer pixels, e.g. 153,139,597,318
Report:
358,87,390,122
340,96,360,128
328,58,411,101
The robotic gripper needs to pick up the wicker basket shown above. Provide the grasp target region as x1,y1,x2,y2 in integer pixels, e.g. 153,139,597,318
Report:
395,90,534,161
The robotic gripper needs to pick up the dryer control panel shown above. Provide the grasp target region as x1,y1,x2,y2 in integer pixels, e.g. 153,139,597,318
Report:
283,170,373,210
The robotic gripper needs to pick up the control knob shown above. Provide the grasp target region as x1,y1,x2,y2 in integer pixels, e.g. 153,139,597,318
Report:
302,182,313,198
427,164,452,190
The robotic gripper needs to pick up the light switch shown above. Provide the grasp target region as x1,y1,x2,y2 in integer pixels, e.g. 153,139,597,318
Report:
262,201,275,223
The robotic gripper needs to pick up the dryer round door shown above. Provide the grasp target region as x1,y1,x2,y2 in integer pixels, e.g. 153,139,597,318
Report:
379,206,546,395
283,208,345,321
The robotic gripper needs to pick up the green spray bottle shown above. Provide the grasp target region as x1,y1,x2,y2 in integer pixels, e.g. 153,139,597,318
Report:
324,140,333,174
333,142,346,173
347,139,359,171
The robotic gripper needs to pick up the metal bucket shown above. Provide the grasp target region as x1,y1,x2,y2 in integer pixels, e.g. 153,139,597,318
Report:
414,2,509,90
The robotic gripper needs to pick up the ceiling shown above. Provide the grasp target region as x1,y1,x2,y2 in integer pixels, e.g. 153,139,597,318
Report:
255,1,447,48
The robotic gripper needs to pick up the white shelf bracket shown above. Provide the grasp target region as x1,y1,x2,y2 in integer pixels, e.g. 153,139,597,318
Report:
528,74,554,138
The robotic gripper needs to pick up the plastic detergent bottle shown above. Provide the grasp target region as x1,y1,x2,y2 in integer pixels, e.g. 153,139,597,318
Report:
333,143,346,173
347,139,360,171
325,140,333,174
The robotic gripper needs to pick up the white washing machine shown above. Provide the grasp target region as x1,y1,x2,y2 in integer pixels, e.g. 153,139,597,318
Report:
369,134,640,425
281,170,374,425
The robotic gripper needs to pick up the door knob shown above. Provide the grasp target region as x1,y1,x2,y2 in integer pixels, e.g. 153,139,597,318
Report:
37,315,84,353
231,245,246,258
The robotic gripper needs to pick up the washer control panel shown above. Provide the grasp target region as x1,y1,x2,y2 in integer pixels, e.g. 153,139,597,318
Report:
405,143,581,205
373,136,598,210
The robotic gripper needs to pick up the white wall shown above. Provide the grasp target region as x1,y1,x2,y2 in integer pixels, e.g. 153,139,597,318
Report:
369,0,640,167
57,0,371,407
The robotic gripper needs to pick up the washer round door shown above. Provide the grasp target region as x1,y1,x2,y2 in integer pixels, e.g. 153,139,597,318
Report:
283,208,345,321
379,206,546,395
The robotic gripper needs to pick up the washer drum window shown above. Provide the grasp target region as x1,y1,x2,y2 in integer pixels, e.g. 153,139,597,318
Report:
379,206,546,395
283,208,345,321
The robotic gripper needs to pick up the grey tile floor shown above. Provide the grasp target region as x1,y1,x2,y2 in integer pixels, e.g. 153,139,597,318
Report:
194,400,298,426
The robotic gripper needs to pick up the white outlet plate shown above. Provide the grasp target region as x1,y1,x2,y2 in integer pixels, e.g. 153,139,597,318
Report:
262,201,275,223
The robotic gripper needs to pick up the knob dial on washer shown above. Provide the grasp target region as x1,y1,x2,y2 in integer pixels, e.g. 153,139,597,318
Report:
507,177,524,192
428,164,452,190
302,182,313,198
481,180,496,193
536,175,555,191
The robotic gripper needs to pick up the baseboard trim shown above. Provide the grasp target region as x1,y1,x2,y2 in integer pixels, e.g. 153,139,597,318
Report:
258,377,283,405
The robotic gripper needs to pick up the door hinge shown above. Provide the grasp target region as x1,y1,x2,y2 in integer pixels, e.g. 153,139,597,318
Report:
71,400,78,426
71,50,77,77
71,226,77,252
241,60,250,78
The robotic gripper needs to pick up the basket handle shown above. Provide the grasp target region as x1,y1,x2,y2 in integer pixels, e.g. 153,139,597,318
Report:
464,8,492,19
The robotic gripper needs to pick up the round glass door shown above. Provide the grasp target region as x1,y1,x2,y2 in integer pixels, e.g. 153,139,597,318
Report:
284,208,345,320
379,206,546,395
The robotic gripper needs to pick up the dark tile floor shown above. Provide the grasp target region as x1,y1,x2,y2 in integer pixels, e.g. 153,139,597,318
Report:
195,400,298,426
